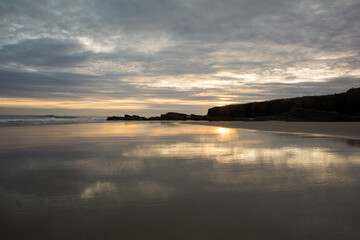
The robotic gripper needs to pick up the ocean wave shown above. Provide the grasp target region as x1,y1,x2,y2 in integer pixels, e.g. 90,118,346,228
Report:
0,115,106,126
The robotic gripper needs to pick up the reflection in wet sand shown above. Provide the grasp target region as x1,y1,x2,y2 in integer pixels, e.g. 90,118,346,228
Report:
0,122,360,239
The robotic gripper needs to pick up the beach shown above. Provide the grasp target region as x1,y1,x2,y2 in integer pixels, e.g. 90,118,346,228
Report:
184,121,360,140
1,122,360,239
2,0,360,238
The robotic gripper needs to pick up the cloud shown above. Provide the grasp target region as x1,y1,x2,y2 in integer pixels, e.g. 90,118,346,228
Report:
0,0,359,115
0,38,91,67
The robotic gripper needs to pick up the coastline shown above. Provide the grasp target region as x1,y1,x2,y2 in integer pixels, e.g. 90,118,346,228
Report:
183,121,360,140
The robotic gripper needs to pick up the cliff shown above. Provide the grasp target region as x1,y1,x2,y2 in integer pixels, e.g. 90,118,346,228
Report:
107,112,209,121
207,87,360,121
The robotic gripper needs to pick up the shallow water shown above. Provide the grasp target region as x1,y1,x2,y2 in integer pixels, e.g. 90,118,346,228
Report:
1,122,360,240
0,115,106,126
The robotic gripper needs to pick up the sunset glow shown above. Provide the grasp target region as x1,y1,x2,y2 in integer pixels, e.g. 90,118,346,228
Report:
0,0,359,116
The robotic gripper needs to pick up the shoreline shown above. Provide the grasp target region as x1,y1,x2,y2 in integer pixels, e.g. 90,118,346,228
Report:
2,120,360,140
183,121,360,140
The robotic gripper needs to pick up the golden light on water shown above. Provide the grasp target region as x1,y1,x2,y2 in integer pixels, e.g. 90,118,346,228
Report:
1,122,359,197
216,127,230,134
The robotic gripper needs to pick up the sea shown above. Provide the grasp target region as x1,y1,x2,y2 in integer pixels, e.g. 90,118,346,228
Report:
0,120,360,239
0,115,106,126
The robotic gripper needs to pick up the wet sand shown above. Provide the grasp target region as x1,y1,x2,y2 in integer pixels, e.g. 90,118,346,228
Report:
1,122,360,239
184,121,360,139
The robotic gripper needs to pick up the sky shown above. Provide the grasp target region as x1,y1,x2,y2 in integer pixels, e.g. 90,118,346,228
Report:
0,0,359,116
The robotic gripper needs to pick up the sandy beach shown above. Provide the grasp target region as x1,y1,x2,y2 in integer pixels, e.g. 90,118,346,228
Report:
184,121,360,139
2,122,360,239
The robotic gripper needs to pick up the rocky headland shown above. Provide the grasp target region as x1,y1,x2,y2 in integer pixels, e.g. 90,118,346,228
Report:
107,112,208,121
108,87,360,122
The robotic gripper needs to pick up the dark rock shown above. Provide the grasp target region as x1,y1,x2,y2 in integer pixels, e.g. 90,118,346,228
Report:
107,114,148,121
207,87,360,121
148,116,162,120
160,112,188,120
189,114,209,120
107,116,124,120
124,114,148,120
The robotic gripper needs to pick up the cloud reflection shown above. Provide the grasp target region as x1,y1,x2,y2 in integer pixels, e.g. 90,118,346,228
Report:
0,122,359,200
1,122,360,239
81,181,117,199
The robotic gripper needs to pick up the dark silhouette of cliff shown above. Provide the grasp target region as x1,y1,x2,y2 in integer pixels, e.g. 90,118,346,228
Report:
107,88,360,122
207,87,360,121
107,112,209,121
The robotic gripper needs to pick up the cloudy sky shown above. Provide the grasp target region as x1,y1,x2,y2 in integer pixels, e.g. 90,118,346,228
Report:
0,0,359,116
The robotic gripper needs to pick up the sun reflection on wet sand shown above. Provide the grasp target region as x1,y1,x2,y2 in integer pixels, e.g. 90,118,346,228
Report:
214,127,238,141
1,122,360,239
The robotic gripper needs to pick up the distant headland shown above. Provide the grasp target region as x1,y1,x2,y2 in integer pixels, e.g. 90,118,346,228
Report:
107,112,208,121
108,87,360,122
